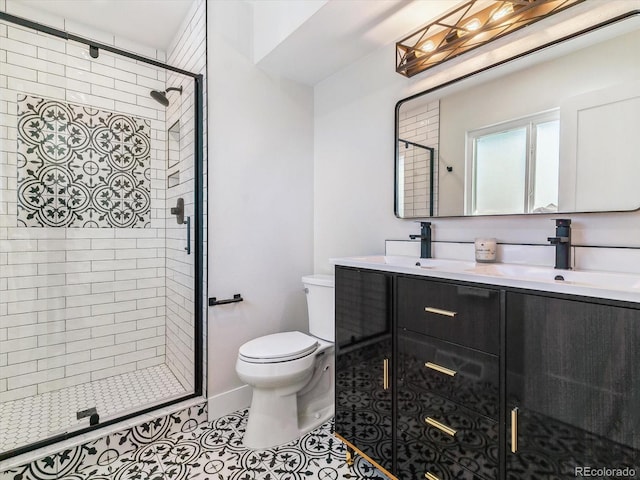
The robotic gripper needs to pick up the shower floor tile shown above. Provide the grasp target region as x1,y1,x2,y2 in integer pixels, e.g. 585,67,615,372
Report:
0,364,187,453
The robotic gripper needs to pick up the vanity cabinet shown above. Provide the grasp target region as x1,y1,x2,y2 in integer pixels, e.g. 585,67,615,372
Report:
335,264,640,480
397,276,500,480
334,266,394,476
506,292,640,479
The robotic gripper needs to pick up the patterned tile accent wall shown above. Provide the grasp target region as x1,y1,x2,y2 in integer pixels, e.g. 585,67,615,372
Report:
0,16,168,406
398,100,440,217
17,95,151,228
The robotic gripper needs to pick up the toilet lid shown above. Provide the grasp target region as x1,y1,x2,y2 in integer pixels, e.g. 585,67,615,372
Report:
239,331,319,363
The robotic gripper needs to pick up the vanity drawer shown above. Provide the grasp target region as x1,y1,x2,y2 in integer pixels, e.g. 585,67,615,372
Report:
398,391,499,480
396,432,489,480
398,331,499,420
397,276,500,354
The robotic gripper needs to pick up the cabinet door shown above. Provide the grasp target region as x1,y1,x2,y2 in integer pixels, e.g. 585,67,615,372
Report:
506,293,640,479
335,267,394,475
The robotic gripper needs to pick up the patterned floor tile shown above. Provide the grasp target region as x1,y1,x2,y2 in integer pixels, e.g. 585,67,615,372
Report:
2,409,389,480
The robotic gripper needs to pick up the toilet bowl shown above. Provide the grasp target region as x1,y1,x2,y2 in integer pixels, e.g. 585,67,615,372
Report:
235,275,335,449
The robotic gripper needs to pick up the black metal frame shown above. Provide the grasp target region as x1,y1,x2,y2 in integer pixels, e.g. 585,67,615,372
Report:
394,9,640,219
398,139,435,217
0,10,205,462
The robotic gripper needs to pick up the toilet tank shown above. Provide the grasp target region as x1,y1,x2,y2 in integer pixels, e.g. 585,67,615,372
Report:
302,274,335,342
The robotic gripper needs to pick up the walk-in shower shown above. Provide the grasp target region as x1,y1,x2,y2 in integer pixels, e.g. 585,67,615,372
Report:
0,10,204,461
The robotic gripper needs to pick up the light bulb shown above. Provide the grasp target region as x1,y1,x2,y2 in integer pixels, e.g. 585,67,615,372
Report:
420,40,436,53
491,3,514,21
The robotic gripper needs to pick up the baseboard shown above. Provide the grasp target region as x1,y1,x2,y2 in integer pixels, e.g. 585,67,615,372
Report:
207,384,252,421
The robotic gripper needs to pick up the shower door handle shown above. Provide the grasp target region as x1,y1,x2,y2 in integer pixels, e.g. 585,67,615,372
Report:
184,216,191,255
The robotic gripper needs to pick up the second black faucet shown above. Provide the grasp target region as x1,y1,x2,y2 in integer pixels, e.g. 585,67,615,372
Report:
548,219,572,270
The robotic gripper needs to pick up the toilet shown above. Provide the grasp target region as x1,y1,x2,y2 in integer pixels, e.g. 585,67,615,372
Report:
235,274,335,449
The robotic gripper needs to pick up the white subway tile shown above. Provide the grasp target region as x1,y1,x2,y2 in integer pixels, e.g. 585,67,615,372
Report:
38,306,91,323
2,312,38,328
115,327,156,344
91,320,136,338
7,250,65,264
91,279,136,294
66,334,114,354
38,284,91,299
38,261,91,275
64,316,112,335
7,321,64,340
7,296,65,315
38,328,91,347
38,239,91,251
0,384,36,402
66,292,114,308
90,299,137,316
8,274,66,290
66,271,114,285
0,361,37,379
90,340,136,360
7,366,64,390
66,357,114,377
37,372,90,394
90,362,135,382
113,347,156,366
38,350,90,370
114,288,157,302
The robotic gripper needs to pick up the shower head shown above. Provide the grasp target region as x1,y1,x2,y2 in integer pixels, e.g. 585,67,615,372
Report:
149,86,183,107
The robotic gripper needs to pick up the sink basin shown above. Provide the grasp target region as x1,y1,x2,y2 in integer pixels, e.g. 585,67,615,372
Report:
467,263,640,291
349,255,475,271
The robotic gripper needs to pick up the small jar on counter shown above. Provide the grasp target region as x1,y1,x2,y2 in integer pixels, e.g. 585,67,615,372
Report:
475,238,497,263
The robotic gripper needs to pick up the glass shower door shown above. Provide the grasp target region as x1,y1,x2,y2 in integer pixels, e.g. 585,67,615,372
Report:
0,16,201,459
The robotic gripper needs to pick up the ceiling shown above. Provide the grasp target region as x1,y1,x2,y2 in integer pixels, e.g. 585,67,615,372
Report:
16,0,196,51
11,0,458,84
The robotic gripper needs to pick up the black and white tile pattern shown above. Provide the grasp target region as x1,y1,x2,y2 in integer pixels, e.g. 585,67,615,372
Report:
1,407,388,480
16,94,151,228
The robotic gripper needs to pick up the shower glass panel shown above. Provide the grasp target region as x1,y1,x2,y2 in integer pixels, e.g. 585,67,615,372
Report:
397,140,435,217
0,16,202,459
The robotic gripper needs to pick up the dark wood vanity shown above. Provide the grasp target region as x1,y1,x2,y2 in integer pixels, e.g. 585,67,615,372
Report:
335,265,640,480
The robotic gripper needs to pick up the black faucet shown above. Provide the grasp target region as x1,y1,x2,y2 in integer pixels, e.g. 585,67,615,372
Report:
547,219,571,270
410,222,432,259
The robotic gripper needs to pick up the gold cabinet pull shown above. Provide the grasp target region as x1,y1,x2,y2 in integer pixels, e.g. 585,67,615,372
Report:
425,473,441,480
424,306,457,317
383,358,389,390
425,417,457,437
425,361,456,377
511,407,519,453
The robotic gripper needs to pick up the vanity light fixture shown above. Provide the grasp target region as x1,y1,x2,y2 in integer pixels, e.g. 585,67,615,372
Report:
396,0,584,78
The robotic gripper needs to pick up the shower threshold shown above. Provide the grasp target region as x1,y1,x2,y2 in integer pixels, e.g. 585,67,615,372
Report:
0,364,187,454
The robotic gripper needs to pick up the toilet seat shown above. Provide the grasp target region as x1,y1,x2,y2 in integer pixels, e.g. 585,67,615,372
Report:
238,331,319,364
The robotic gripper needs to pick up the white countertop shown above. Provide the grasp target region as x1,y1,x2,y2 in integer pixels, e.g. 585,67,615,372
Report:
331,255,640,304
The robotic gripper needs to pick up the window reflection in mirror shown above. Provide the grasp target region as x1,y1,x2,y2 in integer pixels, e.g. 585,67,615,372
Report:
467,112,559,215
395,13,640,218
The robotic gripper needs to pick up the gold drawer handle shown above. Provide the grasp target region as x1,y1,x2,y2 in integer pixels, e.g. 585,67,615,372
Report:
511,407,518,453
424,306,457,317
425,473,441,480
425,362,456,377
425,417,457,437
383,358,389,390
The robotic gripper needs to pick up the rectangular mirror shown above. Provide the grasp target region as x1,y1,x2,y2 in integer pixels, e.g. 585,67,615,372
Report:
395,12,640,218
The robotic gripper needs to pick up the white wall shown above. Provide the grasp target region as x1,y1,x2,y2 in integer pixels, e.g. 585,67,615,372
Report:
314,0,640,274
206,0,314,414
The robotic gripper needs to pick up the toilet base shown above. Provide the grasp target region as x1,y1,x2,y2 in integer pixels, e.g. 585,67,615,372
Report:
242,387,300,449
